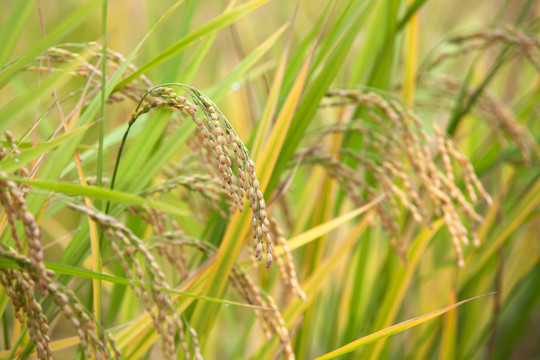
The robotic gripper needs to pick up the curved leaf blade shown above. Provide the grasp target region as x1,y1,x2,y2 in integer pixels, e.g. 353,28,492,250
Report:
114,0,270,91
315,293,496,360
1,176,190,217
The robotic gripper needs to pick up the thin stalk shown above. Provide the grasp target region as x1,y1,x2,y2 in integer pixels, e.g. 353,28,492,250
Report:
396,0,428,32
486,247,504,359
90,0,108,344
1,312,9,351
402,0,419,111
103,122,133,218
97,0,107,194
6,324,27,360
104,85,150,215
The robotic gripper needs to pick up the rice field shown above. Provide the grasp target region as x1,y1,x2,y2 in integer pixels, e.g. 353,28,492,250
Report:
0,0,539,359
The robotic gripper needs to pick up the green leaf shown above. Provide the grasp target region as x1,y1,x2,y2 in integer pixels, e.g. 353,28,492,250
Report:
119,118,196,193
114,0,271,91
266,1,376,194
315,293,496,360
0,254,273,310
1,176,190,217
206,22,289,101
0,0,37,68
396,0,430,31
284,195,385,253
250,6,296,160
0,122,95,173
43,262,272,310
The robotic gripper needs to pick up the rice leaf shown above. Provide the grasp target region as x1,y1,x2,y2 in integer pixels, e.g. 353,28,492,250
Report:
315,293,496,359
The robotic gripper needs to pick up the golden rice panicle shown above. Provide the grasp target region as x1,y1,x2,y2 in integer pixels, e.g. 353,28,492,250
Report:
67,203,203,359
230,266,294,358
266,295,295,359
0,164,120,358
270,217,307,301
0,172,48,294
128,207,192,278
190,89,274,268
313,89,493,267
144,173,229,219
145,85,274,268
150,234,291,355
430,26,540,72
0,246,120,359
0,247,52,360
33,44,152,103
46,282,121,359
429,75,539,167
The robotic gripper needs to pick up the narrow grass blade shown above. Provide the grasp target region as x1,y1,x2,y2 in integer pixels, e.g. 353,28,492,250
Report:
364,219,445,359
117,118,196,193
40,262,273,310
315,293,495,360
114,0,270,91
1,177,190,217
284,195,385,253
96,0,109,193
279,1,335,96
0,0,37,68
61,118,149,177
156,0,200,81
0,122,95,173
179,35,216,84
446,58,478,135
348,0,396,87
255,4,332,191
439,289,458,360
460,175,540,288
175,0,239,84
251,6,296,160
402,0,419,109
206,22,289,101
396,0,429,31
114,113,170,191
255,214,374,357
266,1,375,193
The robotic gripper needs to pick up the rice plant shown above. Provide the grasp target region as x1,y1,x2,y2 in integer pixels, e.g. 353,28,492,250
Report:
1,1,539,359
